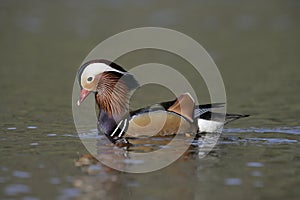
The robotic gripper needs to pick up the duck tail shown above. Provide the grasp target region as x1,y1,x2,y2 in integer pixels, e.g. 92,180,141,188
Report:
223,113,250,124
197,111,249,122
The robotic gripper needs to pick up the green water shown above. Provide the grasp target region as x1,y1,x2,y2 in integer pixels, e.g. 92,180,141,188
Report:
0,1,299,200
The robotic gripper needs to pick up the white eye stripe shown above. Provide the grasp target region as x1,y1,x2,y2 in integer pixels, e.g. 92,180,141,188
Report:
82,63,125,79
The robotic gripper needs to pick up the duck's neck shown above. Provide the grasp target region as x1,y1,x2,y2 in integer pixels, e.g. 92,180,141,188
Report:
96,102,129,137
96,93,129,119
95,71,139,136
95,72,130,135
95,88,129,120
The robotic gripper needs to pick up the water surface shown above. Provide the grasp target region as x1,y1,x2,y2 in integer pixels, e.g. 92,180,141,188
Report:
0,1,299,200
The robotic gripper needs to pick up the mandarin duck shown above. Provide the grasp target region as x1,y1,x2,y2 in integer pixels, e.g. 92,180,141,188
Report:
77,59,248,145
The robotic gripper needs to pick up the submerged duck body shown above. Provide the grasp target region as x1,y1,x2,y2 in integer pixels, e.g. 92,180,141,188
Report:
77,59,248,145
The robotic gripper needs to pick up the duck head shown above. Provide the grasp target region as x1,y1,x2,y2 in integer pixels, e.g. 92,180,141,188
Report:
77,59,139,117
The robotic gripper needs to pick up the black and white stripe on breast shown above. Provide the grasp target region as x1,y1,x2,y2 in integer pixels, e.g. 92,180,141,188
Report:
110,118,128,140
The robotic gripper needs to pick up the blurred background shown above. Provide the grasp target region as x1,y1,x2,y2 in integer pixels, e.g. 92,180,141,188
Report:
0,0,299,200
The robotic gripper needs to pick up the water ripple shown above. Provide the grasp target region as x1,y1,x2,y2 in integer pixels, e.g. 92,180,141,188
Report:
247,137,298,144
246,162,264,168
12,171,31,179
5,184,31,195
224,178,242,186
224,126,300,135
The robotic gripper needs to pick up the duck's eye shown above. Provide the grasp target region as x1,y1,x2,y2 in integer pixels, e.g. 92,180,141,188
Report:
87,77,93,82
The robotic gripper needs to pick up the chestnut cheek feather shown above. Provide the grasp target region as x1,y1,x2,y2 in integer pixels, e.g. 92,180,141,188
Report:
95,72,130,117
